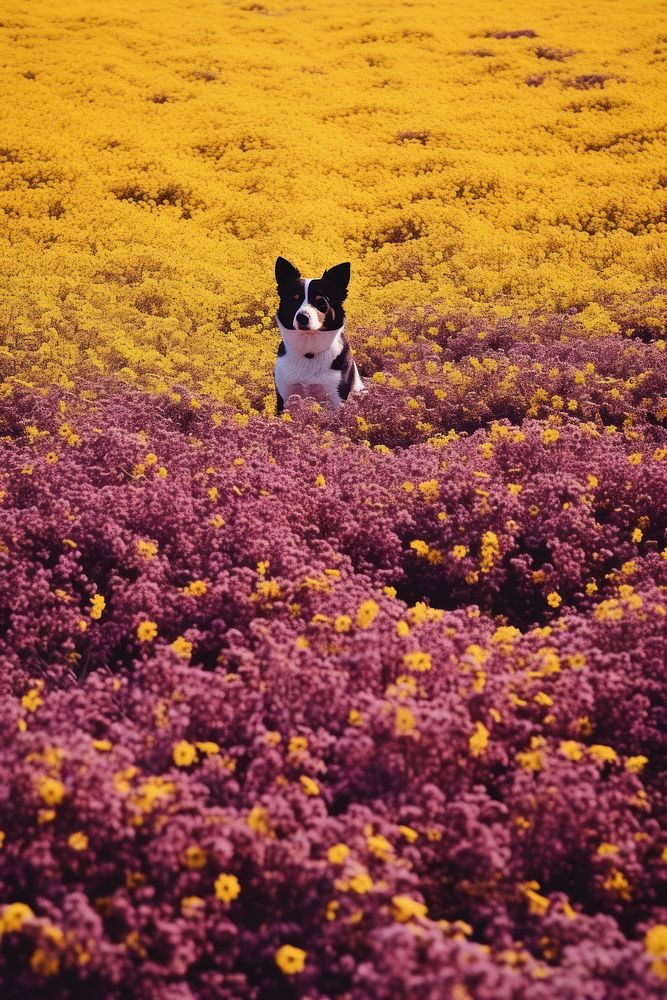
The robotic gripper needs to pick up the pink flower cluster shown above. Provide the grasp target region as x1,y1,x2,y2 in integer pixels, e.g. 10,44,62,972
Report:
0,379,665,998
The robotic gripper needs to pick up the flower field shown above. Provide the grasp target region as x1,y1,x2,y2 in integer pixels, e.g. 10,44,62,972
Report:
1,0,666,997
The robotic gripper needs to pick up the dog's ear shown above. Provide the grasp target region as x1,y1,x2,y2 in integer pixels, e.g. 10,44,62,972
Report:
275,256,300,290
321,261,351,301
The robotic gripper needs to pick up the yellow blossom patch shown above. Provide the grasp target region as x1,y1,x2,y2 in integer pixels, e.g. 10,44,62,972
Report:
214,873,241,904
172,740,198,767
275,944,306,975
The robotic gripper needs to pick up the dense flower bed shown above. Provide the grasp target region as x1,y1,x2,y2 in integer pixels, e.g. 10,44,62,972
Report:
1,0,667,995
0,381,665,997
1,0,666,408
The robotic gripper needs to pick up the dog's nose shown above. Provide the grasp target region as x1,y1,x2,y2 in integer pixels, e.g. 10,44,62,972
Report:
296,312,310,326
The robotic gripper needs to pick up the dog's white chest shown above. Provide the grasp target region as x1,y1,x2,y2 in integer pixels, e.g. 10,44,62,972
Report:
274,320,363,410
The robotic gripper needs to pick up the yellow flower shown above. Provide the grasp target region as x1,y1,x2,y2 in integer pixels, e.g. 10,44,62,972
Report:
391,895,427,922
299,775,319,797
275,944,306,975
367,834,392,860
170,636,193,660
409,539,430,557
37,776,65,806
214,873,241,904
559,740,583,762
645,925,667,979
395,706,416,735
314,473,326,488
89,594,106,619
418,479,439,501
349,872,373,894
479,531,500,573
136,620,158,642
288,735,308,755
542,429,560,444
334,614,352,633
546,591,562,608
21,688,43,713
399,825,419,842
67,832,88,851
183,580,207,597
469,721,489,757
136,539,158,560
626,755,648,773
182,845,207,869
327,843,350,865
403,651,432,672
0,902,35,933
172,740,198,767
588,744,618,764
356,599,379,629
452,545,468,560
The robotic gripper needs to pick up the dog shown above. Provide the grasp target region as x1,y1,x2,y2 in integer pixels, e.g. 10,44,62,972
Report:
274,256,364,414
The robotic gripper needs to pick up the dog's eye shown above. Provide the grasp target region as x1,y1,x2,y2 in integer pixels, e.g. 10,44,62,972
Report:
315,296,328,310
292,292,301,300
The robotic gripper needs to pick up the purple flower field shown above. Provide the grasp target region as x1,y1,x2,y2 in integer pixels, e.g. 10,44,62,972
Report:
0,370,665,998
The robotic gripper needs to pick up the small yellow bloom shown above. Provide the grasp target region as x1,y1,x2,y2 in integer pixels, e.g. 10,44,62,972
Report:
1,902,35,932
452,545,468,560
327,843,350,865
136,620,158,642
588,744,618,764
183,845,207,869
214,873,241,904
469,721,489,757
183,580,207,597
367,834,392,860
299,775,319,797
395,706,416,735
89,594,106,620
356,599,379,629
391,895,427,922
559,740,583,761
21,688,43,713
546,592,561,608
403,651,432,672
645,925,667,979
170,636,193,660
334,614,352,633
349,872,373,894
136,539,158,560
67,832,88,851
172,740,198,767
314,473,326,488
37,776,65,806
275,944,306,975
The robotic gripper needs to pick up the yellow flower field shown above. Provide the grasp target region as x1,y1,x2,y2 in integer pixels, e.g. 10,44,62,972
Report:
1,0,665,411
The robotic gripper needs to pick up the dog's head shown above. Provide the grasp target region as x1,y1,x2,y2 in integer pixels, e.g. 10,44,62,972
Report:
275,256,350,332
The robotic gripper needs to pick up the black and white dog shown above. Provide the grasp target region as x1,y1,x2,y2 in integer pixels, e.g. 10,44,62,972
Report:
274,256,364,414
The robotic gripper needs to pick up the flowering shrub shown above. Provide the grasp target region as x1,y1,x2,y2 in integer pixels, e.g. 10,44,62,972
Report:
1,0,666,411
1,0,667,995
0,381,665,996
